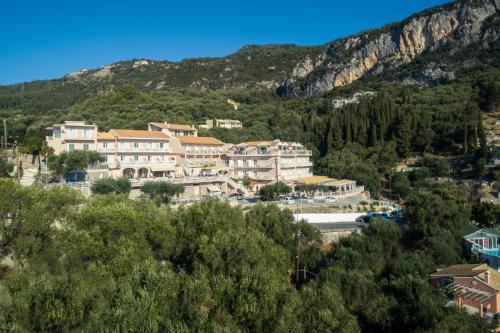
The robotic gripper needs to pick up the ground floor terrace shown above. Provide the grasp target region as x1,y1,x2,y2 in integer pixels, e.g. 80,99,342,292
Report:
288,175,365,199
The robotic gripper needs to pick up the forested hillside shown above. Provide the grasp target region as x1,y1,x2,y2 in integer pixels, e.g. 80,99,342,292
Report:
2,66,498,196
0,178,491,332
0,0,498,113
1,1,500,331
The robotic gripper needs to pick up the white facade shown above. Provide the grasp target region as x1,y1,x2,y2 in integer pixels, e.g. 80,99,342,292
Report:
226,140,312,183
46,121,98,154
46,122,317,190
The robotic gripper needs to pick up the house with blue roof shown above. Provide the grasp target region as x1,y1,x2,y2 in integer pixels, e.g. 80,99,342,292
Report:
464,228,500,271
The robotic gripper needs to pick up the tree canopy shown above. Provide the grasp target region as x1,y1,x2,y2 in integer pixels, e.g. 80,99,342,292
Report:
91,177,132,195
141,180,185,204
259,182,291,201
0,178,491,332
47,150,104,177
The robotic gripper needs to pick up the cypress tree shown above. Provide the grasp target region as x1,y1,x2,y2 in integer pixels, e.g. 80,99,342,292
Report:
477,111,488,158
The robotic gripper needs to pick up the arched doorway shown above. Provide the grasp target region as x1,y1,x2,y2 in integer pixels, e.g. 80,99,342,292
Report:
123,168,135,178
138,167,148,179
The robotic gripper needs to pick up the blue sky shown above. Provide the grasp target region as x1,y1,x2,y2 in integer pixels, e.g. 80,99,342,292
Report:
0,0,450,85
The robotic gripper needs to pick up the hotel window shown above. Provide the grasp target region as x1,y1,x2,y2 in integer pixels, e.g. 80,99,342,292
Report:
121,156,125,162
68,128,76,138
102,142,108,149
68,143,75,151
134,142,139,148
160,142,164,149
83,143,89,151
134,155,139,161
148,156,152,162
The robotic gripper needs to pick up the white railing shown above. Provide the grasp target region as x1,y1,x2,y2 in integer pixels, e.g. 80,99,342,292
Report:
88,163,109,170
281,162,313,168
280,150,312,156
185,150,225,155
66,135,95,140
227,151,272,156
183,162,227,168
96,148,117,153
120,160,176,167
117,148,170,152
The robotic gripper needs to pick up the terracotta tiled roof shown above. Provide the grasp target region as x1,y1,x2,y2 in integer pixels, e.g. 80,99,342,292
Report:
430,264,488,278
110,129,169,139
431,264,500,291
288,175,335,185
176,136,224,145
150,122,195,131
245,140,279,146
97,132,116,141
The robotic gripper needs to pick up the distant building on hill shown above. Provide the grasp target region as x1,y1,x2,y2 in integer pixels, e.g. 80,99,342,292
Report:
148,122,197,137
331,91,376,109
199,119,242,130
226,98,240,110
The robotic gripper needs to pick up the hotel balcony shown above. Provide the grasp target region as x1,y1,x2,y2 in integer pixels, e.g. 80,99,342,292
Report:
116,147,171,153
184,150,225,155
96,147,117,153
46,135,95,142
227,151,272,156
119,160,176,167
280,150,312,156
280,161,313,168
183,161,227,168
231,164,274,169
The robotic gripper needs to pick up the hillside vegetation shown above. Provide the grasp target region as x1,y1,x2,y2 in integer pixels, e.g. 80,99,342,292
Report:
2,66,498,196
0,178,491,332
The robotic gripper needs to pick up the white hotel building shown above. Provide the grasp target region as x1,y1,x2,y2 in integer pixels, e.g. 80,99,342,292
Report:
46,121,313,186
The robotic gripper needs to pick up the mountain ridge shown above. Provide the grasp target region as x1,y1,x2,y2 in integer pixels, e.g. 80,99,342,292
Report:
0,0,498,112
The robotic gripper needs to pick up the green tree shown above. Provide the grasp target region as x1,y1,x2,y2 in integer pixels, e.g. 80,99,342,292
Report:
141,181,185,203
0,153,13,177
91,177,131,195
391,173,411,199
258,182,291,201
471,202,500,228
295,183,319,197
47,150,104,178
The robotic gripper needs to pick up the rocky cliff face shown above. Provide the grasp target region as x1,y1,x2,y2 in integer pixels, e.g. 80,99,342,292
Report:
293,0,499,95
2,0,499,101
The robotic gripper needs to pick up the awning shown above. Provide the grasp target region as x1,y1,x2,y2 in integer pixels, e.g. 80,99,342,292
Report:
324,179,354,187
206,185,220,192
150,165,176,172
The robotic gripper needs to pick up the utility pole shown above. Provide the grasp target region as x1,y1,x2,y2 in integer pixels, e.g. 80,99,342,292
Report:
389,173,392,201
2,119,6,148
295,230,301,285
15,141,20,185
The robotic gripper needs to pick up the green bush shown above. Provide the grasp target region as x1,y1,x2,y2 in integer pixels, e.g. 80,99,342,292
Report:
91,177,131,195
258,182,291,201
141,180,184,203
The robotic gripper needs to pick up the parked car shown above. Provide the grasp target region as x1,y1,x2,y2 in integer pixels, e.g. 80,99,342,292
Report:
280,196,295,205
229,193,243,200
204,191,227,199
321,197,337,204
